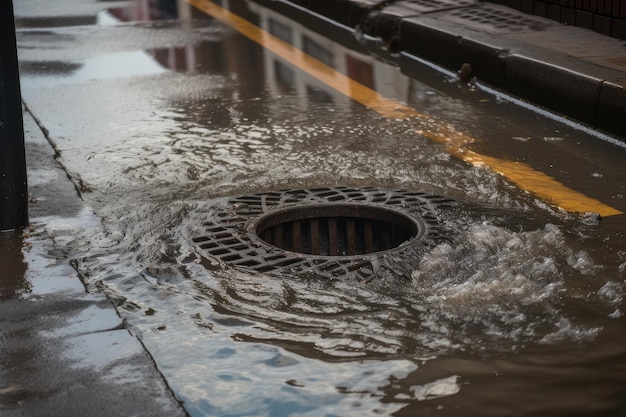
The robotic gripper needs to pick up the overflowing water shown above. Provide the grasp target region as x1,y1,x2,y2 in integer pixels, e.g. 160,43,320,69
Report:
64,189,626,415
15,0,626,415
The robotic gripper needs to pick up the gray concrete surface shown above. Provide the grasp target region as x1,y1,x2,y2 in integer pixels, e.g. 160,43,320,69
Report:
0,111,188,417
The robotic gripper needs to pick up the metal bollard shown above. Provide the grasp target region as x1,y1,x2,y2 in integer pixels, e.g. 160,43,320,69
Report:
0,0,28,230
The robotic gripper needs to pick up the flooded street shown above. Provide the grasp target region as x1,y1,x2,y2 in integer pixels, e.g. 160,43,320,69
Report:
14,0,626,415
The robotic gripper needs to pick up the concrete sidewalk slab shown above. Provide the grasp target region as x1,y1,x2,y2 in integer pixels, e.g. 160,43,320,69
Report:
0,111,188,417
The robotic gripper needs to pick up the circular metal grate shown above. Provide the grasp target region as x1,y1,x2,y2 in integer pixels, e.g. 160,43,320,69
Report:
253,203,424,256
192,187,455,282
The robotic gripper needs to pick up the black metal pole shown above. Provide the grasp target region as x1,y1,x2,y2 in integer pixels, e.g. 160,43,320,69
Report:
0,0,28,230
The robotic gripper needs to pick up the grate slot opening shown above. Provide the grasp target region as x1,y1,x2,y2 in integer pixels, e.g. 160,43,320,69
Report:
253,204,420,256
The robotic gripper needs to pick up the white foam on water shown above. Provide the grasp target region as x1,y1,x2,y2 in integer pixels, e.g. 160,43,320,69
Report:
412,223,609,344
410,375,461,401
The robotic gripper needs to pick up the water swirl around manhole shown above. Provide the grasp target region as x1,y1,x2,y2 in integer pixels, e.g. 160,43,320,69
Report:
192,187,455,282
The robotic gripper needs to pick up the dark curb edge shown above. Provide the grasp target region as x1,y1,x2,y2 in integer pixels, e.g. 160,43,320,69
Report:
260,0,626,141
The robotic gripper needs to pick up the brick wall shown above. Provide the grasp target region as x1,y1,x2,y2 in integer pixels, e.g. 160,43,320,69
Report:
486,0,626,40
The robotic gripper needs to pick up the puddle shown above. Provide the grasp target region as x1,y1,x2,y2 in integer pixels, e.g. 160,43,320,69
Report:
15,16,98,28
65,187,626,416
106,0,179,23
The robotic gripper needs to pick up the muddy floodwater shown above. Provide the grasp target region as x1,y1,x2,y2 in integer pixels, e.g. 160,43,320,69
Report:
15,0,626,415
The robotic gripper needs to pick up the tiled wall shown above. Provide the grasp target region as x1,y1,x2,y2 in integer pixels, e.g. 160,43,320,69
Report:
486,0,626,39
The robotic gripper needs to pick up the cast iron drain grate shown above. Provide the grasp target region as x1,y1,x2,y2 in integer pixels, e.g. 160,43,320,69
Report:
446,5,550,33
193,188,455,282
403,0,477,13
253,203,421,256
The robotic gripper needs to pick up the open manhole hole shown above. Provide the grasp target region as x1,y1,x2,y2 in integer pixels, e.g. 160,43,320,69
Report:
253,203,424,256
193,187,455,282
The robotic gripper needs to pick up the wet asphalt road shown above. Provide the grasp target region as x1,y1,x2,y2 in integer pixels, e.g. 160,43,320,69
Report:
9,0,626,416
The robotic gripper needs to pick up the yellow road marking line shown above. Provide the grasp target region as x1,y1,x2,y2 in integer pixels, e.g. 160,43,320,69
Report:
185,0,623,217
461,151,622,216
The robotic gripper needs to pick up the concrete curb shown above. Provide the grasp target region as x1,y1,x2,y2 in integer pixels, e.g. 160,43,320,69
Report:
396,12,625,137
272,0,626,141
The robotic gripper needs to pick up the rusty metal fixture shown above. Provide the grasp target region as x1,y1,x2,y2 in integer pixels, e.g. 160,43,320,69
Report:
192,187,454,282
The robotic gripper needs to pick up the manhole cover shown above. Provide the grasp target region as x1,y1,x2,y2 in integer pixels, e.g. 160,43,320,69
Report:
193,187,455,282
